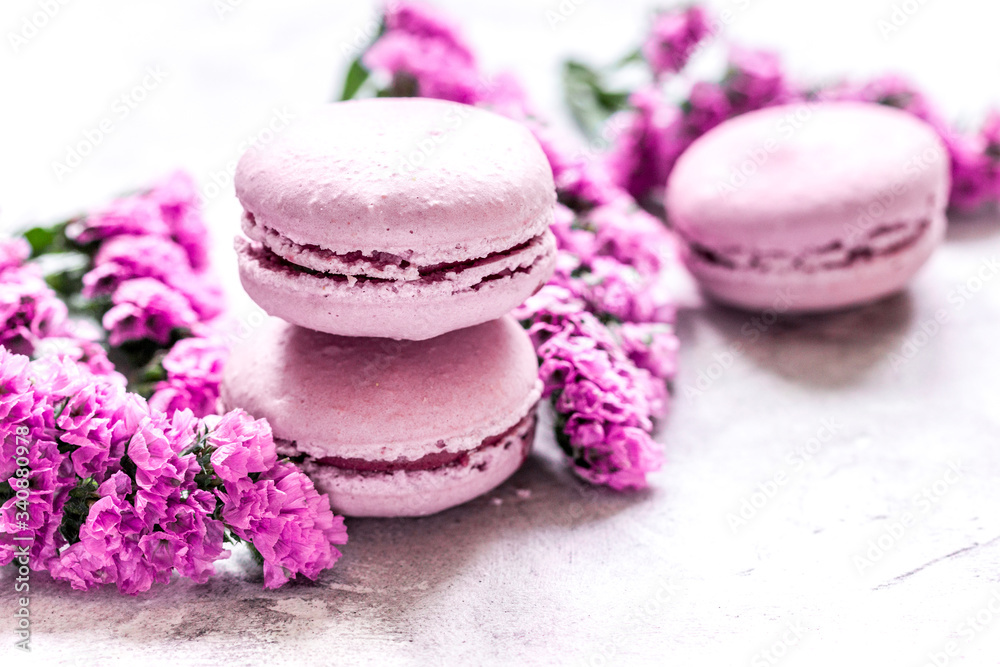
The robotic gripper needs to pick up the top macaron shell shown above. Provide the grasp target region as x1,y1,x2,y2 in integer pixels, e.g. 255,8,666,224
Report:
665,101,950,311
235,98,555,265
219,315,541,464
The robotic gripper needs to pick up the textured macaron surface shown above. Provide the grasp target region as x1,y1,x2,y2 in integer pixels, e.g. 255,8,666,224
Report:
235,97,556,266
666,101,949,261
220,316,542,464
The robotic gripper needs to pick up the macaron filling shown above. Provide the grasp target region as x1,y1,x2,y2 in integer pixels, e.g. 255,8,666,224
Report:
682,217,932,273
280,408,537,477
239,210,555,290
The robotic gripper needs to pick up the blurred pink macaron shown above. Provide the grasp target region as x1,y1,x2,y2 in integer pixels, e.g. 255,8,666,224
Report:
665,101,950,312
234,97,557,340
220,315,541,517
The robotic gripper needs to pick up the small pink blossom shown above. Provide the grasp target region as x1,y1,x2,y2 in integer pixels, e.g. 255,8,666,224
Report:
103,278,199,346
642,5,712,77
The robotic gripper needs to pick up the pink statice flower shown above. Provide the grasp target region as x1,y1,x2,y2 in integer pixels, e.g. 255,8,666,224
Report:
70,171,211,272
606,86,685,204
1,357,348,594
724,47,790,114
0,237,30,274
206,411,348,588
55,380,133,482
517,288,668,490
947,131,995,212
364,30,483,103
207,410,277,484
0,354,80,567
365,1,529,117
642,5,713,77
34,336,126,384
385,1,476,61
83,235,190,297
145,170,210,270
148,488,227,584
149,336,229,418
587,201,677,276
684,80,731,136
523,298,666,490
0,262,72,356
837,74,942,124
103,278,199,347
83,234,223,321
944,112,1000,212
616,321,680,384
548,202,680,328
71,196,168,245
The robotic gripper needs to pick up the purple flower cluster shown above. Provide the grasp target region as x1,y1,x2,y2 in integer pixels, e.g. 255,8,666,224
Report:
549,202,678,324
356,1,683,491
362,2,529,115
0,239,71,356
71,171,222,347
0,349,347,594
516,114,682,491
612,4,1000,212
515,198,680,489
609,43,794,204
605,86,684,207
516,287,669,490
642,5,712,77
0,238,122,384
723,47,792,115
148,336,229,418
208,411,348,588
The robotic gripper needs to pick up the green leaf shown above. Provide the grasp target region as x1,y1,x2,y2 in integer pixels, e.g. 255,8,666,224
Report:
24,226,57,256
58,477,99,545
562,60,631,139
616,48,644,68
23,219,76,258
339,57,370,101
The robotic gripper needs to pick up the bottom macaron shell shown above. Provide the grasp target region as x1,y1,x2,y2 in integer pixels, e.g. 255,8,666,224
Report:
303,410,536,517
235,233,557,341
683,212,945,312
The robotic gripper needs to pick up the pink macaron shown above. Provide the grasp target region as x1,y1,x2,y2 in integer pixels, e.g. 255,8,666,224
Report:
219,315,541,517
234,97,557,341
665,101,950,312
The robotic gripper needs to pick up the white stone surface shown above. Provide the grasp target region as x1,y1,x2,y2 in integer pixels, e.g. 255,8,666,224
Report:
3,1,1000,665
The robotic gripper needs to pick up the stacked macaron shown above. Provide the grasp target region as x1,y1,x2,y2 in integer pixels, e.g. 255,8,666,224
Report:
222,98,557,517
